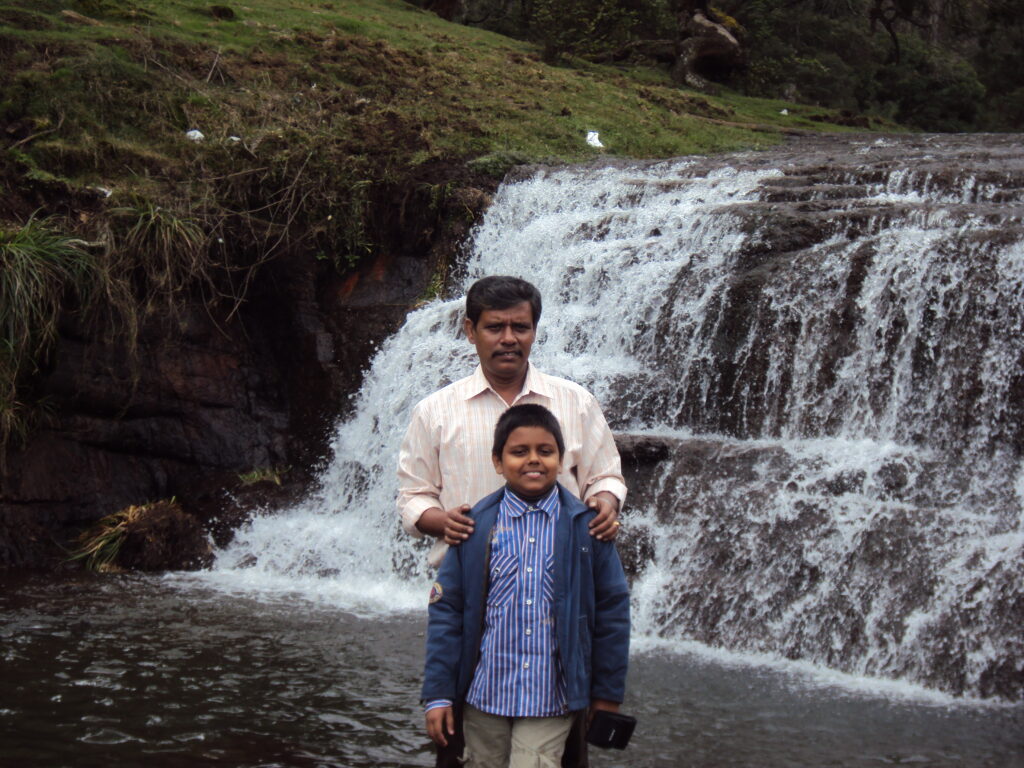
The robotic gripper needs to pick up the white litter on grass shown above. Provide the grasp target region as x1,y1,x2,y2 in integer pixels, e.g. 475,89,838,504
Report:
89,186,113,198
586,131,604,148
185,129,205,142
227,136,241,144
780,108,789,115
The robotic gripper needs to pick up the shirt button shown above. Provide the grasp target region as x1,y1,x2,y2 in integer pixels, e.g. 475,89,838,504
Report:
528,537,536,543
525,629,532,635
526,567,533,573
525,599,533,605
523,662,530,669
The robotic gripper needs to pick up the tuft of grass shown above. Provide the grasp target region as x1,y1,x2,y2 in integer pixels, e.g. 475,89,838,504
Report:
0,216,94,457
111,201,211,309
238,466,288,486
67,501,152,572
0,216,94,365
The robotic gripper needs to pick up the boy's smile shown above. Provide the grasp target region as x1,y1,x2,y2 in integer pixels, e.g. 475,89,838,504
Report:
492,425,561,498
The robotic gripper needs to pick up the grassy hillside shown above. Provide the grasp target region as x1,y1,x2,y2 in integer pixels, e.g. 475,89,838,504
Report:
0,0,877,452
0,0,870,187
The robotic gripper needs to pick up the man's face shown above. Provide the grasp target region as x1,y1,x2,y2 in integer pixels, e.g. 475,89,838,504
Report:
464,301,536,385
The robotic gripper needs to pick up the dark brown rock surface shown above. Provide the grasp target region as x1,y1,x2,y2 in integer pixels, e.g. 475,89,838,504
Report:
0,174,492,570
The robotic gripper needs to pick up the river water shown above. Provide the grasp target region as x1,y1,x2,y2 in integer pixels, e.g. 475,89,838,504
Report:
5,134,1024,764
2,572,1022,767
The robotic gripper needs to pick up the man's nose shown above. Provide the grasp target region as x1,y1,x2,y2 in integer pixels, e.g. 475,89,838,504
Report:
499,324,516,343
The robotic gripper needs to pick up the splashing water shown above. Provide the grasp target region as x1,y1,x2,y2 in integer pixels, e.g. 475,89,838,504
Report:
211,135,1024,699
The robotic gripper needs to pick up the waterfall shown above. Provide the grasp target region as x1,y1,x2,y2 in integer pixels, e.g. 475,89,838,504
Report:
212,134,1024,701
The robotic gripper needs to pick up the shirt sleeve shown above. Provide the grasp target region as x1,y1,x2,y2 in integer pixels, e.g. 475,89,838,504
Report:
576,392,628,507
396,401,443,538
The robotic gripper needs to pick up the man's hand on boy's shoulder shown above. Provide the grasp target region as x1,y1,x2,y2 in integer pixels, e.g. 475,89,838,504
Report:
442,504,474,546
415,504,474,545
587,492,621,542
426,705,456,747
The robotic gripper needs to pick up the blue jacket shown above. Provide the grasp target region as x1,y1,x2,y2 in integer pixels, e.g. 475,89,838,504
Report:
422,483,630,712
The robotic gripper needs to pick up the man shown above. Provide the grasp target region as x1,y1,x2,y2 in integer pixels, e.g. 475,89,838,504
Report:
397,276,625,567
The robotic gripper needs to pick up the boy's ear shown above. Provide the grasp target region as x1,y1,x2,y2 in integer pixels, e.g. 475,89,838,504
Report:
491,453,503,476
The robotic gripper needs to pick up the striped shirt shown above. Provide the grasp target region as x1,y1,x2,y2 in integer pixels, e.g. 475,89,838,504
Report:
397,363,626,567
427,485,567,717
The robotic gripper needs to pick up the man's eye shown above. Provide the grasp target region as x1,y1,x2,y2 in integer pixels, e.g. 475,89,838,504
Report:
513,325,531,332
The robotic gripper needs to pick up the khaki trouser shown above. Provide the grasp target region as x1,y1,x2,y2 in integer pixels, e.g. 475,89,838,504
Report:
463,704,575,768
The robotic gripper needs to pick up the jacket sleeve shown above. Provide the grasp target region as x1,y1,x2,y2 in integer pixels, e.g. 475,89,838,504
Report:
421,543,465,703
589,537,631,703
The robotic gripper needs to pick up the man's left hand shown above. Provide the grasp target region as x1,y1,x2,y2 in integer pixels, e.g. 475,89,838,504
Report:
586,492,620,541
588,698,621,724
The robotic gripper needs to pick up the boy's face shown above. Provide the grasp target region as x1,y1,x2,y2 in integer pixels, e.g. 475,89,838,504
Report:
492,425,561,499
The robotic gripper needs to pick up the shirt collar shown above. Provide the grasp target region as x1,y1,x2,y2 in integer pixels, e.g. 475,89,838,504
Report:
462,363,552,403
501,484,560,519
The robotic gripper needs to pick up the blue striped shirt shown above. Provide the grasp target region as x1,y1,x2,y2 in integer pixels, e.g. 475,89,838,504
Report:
461,485,568,717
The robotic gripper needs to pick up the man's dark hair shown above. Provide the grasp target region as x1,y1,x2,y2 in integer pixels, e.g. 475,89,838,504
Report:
492,403,565,458
465,276,542,326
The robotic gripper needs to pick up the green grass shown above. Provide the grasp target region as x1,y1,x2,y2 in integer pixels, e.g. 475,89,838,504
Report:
0,0,871,182
0,217,94,456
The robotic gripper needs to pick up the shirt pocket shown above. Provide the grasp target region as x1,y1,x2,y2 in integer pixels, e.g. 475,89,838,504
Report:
487,550,519,612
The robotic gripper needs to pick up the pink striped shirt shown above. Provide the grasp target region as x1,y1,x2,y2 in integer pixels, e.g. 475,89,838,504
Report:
397,363,627,566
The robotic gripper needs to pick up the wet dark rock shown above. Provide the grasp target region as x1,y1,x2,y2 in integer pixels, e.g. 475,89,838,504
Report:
115,501,214,572
1,166,496,570
617,429,1023,700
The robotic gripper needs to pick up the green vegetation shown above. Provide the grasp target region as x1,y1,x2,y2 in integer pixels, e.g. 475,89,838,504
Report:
445,0,1023,132
238,466,288,486
68,499,170,572
0,217,94,455
0,0,869,453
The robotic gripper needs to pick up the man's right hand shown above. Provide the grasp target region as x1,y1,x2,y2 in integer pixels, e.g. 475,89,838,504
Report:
415,505,474,545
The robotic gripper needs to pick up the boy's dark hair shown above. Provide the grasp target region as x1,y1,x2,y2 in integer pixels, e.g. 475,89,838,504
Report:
492,404,565,458
466,276,542,326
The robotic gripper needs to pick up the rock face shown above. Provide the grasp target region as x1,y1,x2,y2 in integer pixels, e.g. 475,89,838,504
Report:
616,432,1024,701
0,178,491,569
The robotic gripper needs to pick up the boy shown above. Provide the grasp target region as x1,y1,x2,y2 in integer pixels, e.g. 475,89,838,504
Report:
422,404,630,768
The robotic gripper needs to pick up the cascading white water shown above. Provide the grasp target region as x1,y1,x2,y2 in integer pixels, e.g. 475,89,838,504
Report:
211,135,1024,700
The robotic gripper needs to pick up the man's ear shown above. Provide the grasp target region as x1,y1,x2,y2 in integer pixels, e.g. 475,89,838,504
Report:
491,453,503,476
463,316,476,342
